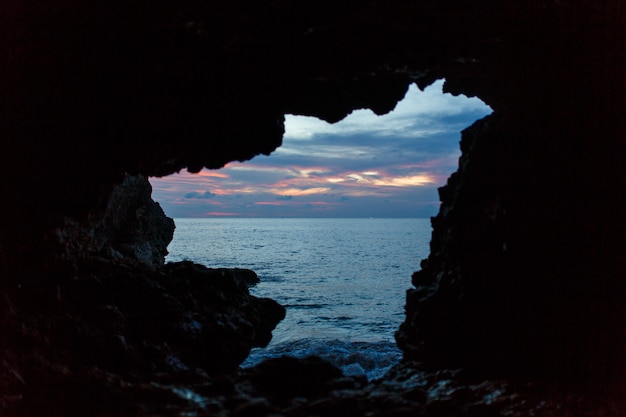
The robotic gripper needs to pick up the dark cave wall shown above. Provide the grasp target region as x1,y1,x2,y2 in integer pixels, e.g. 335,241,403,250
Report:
393,1,626,386
397,110,626,385
1,0,625,390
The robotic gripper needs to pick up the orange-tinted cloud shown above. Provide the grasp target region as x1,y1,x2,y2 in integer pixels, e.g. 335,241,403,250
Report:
195,171,230,179
149,80,493,218
371,175,434,187
272,187,331,196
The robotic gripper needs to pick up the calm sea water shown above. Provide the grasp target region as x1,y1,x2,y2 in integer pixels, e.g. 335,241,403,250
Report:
165,218,432,379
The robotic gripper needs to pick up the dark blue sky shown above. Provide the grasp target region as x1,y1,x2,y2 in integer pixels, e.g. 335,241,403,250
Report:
150,80,492,218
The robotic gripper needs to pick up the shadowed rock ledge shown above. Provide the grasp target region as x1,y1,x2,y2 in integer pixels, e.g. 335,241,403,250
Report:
54,175,175,269
0,175,286,415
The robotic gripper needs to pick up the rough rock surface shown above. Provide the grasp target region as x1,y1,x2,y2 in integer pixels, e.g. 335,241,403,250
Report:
396,101,626,389
0,259,285,416
1,0,626,416
55,174,175,269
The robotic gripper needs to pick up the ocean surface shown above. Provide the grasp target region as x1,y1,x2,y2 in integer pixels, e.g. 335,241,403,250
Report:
165,218,432,380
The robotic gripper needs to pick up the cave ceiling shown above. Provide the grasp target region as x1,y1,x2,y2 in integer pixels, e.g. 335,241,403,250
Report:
1,0,624,257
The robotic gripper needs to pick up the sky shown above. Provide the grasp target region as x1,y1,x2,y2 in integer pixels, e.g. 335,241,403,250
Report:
149,79,492,218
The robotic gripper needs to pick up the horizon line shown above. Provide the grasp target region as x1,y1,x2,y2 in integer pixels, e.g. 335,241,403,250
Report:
168,216,434,219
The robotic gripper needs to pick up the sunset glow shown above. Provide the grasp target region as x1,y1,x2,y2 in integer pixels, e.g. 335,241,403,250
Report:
150,80,492,217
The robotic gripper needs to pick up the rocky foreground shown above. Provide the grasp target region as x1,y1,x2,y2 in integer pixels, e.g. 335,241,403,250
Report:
0,176,621,416
1,259,622,417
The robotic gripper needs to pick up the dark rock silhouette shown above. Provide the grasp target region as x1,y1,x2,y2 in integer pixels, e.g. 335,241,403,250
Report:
245,355,344,403
1,0,625,415
54,174,175,269
1,259,285,415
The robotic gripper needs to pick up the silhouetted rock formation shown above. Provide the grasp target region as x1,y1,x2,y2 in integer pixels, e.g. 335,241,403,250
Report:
1,0,625,415
396,87,626,389
0,259,285,415
55,174,175,269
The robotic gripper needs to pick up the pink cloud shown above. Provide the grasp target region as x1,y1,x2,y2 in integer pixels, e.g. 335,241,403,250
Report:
195,171,230,179
254,201,286,206
205,211,238,216
306,201,339,206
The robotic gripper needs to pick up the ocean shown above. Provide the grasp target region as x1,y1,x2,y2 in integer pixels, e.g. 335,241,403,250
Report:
164,218,432,380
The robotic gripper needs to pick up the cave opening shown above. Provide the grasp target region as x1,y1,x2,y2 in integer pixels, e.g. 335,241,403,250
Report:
149,79,492,379
3,2,625,414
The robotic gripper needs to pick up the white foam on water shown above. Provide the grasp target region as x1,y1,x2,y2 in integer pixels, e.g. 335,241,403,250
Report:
241,338,403,381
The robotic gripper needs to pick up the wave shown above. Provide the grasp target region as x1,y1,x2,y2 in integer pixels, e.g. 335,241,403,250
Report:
241,338,402,381
282,303,329,309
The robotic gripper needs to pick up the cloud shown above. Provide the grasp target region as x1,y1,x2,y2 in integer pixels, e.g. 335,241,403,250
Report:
149,78,492,218
205,211,238,216
371,175,433,187
283,80,490,140
184,191,216,199
273,187,331,196
194,171,230,179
